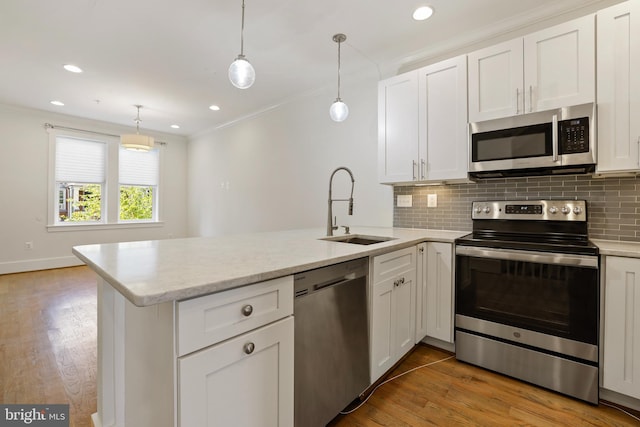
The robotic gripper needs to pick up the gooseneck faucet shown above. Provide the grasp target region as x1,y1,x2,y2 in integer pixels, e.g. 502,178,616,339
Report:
327,166,355,236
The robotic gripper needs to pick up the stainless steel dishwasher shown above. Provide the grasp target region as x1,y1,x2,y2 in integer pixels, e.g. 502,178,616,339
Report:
294,257,370,427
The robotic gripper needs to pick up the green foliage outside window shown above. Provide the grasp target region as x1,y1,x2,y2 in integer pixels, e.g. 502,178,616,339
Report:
60,184,153,222
120,186,154,220
67,184,102,221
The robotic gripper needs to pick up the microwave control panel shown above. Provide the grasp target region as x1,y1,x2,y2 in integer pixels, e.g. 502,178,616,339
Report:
559,117,589,154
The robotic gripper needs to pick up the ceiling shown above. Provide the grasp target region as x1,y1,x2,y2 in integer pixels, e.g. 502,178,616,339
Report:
0,0,609,136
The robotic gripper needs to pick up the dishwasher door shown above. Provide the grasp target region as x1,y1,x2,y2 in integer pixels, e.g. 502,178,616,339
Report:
294,257,370,427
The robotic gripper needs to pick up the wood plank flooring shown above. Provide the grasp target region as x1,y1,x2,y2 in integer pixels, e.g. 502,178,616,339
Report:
0,266,97,427
330,346,640,426
1,266,639,426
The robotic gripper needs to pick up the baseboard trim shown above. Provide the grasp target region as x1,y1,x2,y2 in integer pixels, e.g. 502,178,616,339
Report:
600,388,640,412
90,412,101,427
0,255,84,275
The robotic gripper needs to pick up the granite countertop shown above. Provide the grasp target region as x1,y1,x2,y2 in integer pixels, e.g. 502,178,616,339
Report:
592,239,640,258
73,227,468,307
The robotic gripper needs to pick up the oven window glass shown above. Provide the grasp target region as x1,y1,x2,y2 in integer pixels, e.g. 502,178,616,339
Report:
472,123,552,162
456,255,598,344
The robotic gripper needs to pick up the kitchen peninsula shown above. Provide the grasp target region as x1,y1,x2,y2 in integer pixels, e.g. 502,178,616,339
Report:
73,226,466,427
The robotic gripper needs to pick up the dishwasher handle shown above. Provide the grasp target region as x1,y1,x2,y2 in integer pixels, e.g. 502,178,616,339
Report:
314,273,357,291
294,257,368,298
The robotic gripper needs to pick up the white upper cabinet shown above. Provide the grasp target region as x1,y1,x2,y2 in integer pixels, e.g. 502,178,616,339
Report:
596,1,640,174
378,72,419,183
418,55,469,181
468,14,595,122
468,38,523,122
378,55,468,184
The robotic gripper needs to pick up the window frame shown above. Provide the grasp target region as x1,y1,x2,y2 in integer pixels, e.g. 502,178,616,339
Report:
47,127,164,231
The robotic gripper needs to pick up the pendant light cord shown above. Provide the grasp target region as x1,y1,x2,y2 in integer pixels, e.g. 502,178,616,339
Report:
336,39,341,99
239,0,246,57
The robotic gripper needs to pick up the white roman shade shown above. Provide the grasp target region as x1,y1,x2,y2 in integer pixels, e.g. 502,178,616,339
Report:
55,137,106,183
119,146,159,186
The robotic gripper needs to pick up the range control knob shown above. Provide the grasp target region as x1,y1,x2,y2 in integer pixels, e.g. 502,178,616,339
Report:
483,206,491,214
474,206,482,214
573,206,583,215
561,206,571,215
548,206,558,214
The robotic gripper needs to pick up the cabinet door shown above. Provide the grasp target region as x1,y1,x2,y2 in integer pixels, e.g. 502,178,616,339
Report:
524,14,595,113
603,256,640,400
178,317,294,427
425,242,453,343
370,277,396,382
370,246,417,382
467,38,523,122
393,267,416,359
597,1,640,173
378,72,419,183
415,243,428,343
418,55,469,181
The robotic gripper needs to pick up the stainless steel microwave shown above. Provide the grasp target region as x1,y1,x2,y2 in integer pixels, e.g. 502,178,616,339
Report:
468,103,596,180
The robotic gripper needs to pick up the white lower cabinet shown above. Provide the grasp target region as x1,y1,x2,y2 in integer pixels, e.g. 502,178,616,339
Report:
602,256,640,400
370,246,417,382
178,317,294,427
426,242,454,343
93,275,294,427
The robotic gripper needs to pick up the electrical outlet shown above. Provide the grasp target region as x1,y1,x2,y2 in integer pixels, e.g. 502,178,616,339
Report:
427,194,438,208
24,241,33,250
397,195,412,207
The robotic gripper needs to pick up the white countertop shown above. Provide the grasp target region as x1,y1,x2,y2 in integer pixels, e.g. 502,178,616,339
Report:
73,227,467,307
592,239,640,258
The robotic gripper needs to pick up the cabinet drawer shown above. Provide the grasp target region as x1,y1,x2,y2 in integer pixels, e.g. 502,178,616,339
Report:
372,246,416,282
177,275,293,356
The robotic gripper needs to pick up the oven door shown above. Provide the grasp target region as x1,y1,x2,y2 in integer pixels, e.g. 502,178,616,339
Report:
455,245,599,361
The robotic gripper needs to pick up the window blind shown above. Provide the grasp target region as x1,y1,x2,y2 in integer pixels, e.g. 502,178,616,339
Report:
119,147,159,186
55,137,106,183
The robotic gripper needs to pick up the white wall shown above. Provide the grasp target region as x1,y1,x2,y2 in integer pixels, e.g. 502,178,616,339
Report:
187,74,393,237
0,104,188,274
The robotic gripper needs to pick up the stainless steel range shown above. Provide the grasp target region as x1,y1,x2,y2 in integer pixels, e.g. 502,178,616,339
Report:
455,200,599,404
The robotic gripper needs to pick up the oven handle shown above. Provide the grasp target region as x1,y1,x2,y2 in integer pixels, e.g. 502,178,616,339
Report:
455,246,598,268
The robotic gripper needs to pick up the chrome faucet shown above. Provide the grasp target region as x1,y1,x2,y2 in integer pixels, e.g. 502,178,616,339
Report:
327,166,355,236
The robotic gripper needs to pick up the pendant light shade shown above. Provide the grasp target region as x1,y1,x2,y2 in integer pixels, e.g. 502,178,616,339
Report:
121,105,154,152
329,100,349,122
330,33,349,122
229,55,255,89
229,0,255,89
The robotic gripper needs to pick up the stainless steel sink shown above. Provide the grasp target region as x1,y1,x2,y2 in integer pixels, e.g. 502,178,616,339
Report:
320,235,396,245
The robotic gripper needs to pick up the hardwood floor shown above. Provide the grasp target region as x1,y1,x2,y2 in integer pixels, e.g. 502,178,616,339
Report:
331,346,640,426
0,266,97,427
1,266,639,427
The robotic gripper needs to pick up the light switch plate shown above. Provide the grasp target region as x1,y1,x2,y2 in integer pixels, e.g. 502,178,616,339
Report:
427,194,438,207
397,195,412,207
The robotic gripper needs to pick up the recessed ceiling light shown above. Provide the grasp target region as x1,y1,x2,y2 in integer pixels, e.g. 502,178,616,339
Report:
63,64,83,73
171,124,180,129
413,5,434,21
50,100,65,106
209,105,221,111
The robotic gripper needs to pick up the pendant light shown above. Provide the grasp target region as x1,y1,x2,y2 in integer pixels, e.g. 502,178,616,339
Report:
121,105,154,152
229,0,255,89
329,33,349,122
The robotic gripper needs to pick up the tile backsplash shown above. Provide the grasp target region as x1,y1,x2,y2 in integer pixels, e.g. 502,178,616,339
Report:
393,174,640,242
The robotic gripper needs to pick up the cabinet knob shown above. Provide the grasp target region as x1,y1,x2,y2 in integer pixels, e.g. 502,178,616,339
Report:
241,304,253,317
243,342,255,355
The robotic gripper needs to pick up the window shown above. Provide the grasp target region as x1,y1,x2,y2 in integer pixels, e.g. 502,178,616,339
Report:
119,147,159,221
48,129,162,228
55,137,105,223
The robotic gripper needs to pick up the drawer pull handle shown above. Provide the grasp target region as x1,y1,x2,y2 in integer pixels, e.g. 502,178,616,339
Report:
241,304,253,317
243,342,255,355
